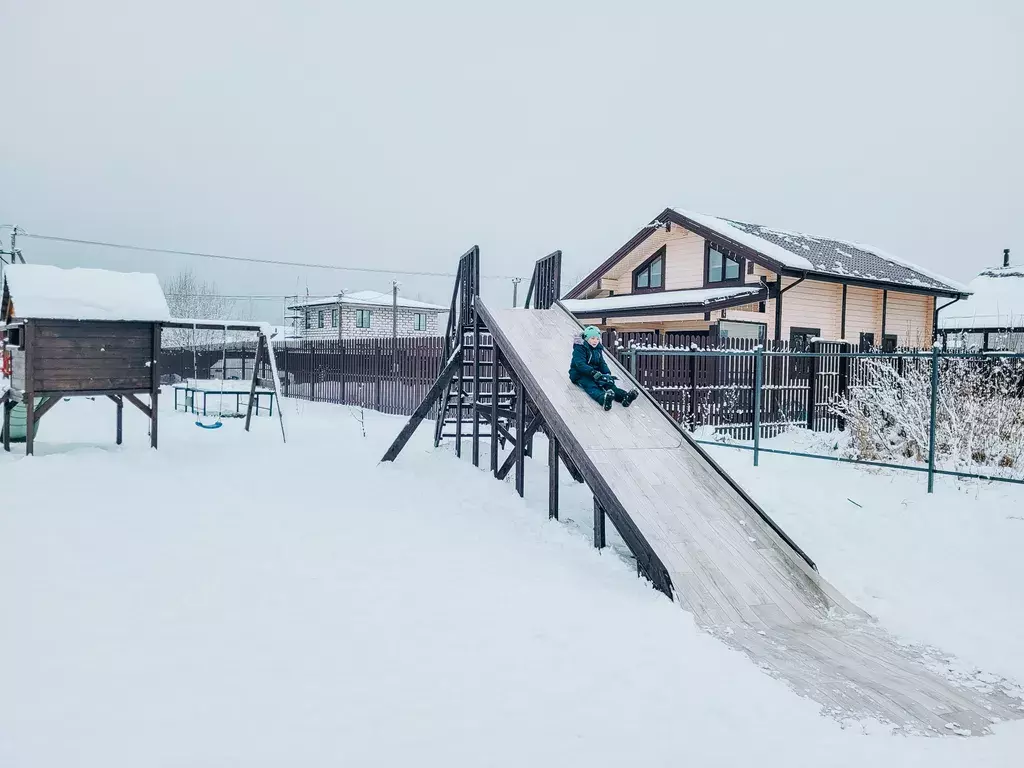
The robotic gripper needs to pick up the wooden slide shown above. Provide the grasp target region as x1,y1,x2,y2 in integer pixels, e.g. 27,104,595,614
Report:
479,298,1023,735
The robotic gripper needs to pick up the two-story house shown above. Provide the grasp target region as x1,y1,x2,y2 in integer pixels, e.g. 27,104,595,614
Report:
562,208,969,351
288,290,445,340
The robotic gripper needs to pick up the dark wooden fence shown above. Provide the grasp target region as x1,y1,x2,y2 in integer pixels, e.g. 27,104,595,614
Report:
161,336,446,416
613,337,930,439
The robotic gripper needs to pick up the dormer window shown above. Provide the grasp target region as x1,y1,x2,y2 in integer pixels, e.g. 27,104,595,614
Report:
706,243,743,285
633,247,665,293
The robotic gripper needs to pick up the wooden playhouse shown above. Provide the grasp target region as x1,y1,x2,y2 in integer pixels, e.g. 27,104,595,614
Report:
1,264,170,455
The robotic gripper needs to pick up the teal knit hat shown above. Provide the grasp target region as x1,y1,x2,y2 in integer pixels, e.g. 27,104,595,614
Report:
582,326,601,340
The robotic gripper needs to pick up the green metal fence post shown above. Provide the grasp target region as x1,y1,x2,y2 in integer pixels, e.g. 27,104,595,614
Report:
927,344,939,493
753,346,763,466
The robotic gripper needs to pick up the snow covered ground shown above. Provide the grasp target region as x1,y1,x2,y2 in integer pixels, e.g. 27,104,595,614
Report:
2,394,1024,766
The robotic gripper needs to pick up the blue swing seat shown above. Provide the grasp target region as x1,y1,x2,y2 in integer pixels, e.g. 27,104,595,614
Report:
195,419,223,430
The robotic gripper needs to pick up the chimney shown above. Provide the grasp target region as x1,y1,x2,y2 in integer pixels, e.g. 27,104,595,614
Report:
1004,248,1011,268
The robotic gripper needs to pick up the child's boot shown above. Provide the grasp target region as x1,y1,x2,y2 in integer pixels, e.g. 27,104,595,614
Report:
602,390,614,411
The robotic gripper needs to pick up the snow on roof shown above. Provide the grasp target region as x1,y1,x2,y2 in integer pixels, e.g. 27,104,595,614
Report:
287,290,446,311
672,209,967,294
562,285,763,314
938,264,1024,330
2,264,170,322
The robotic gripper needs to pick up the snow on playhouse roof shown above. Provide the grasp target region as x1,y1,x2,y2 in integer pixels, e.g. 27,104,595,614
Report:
287,290,446,311
938,264,1024,331
562,285,764,316
672,209,968,294
1,264,171,322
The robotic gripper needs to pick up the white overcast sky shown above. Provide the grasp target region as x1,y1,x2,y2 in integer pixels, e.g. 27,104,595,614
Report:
1,0,1021,321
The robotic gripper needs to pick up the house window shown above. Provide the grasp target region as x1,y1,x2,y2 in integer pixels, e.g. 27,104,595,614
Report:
718,321,766,343
707,243,742,285
306,310,313,329
882,334,898,353
318,310,325,329
356,309,372,328
859,332,875,352
413,312,427,331
789,326,820,377
633,247,665,292
332,308,339,328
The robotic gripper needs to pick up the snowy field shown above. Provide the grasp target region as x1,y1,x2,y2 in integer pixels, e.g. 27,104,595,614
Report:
2,393,1024,767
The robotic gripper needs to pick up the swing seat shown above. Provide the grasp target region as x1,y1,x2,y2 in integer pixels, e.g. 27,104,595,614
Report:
195,419,223,430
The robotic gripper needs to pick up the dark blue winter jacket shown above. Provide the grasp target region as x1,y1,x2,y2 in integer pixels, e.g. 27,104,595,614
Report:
569,337,612,383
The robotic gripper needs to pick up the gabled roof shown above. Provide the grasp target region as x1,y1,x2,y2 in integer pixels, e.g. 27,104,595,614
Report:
566,208,969,299
562,285,767,319
938,264,1024,331
287,290,446,311
2,264,171,322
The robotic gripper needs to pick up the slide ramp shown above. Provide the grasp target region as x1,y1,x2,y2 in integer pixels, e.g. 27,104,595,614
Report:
479,300,1023,734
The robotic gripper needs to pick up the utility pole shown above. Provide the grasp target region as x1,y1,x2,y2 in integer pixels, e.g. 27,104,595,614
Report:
511,277,522,308
0,226,24,266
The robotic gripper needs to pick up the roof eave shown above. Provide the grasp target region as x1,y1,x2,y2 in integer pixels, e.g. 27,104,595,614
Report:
567,287,769,320
777,267,969,299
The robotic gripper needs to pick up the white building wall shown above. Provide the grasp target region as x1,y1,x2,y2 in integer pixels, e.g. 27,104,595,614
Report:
299,303,440,339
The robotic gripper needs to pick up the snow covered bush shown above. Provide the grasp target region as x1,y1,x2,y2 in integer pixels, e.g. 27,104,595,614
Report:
831,355,1024,475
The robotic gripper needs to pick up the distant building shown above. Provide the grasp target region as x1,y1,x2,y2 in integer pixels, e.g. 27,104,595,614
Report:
939,250,1023,351
287,290,445,339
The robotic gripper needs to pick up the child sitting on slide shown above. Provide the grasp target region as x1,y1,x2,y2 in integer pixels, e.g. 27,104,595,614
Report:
569,326,639,411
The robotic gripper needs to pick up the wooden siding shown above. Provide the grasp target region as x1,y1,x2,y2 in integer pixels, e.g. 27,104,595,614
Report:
886,291,934,347
30,321,155,393
844,285,882,342
780,278,843,340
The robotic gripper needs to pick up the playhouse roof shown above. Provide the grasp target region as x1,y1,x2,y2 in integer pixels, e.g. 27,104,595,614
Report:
1,264,171,323
938,263,1024,331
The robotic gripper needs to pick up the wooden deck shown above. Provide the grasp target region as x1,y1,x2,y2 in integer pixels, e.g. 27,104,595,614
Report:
480,300,1024,735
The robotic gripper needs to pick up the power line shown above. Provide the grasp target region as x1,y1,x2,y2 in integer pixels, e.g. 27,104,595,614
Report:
18,231,526,281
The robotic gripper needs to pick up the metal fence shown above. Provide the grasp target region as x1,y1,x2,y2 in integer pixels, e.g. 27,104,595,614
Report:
161,336,446,416
616,343,1024,491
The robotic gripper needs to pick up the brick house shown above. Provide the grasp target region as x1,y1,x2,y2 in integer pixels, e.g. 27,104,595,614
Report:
563,208,969,350
288,290,445,340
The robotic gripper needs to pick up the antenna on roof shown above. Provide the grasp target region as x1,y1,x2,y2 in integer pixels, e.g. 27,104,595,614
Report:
1005,248,1011,268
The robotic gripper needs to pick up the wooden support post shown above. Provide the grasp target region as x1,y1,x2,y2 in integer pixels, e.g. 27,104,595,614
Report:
2,392,11,452
150,323,161,450
548,435,559,520
245,333,267,432
115,395,123,444
24,393,35,456
490,348,500,475
472,308,481,467
593,497,606,549
455,332,464,459
514,377,525,497
495,412,542,481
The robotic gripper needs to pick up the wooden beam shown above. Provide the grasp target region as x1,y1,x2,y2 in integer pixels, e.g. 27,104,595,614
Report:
840,284,848,339
381,348,463,462
32,395,62,422
124,393,152,419
548,435,559,520
594,497,606,549
495,411,543,481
